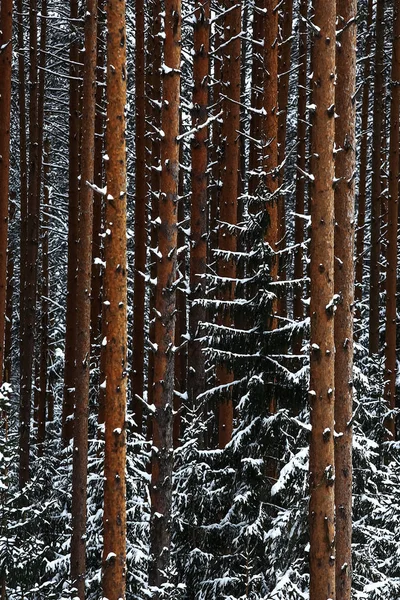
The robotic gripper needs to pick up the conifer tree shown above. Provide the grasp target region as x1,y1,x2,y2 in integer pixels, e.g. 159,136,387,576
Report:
335,0,357,597
308,1,336,598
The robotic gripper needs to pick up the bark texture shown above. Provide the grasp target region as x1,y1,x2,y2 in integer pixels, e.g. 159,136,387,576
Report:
188,0,210,420
132,0,146,433
335,1,357,597
216,0,241,450
102,0,127,597
369,0,385,356
149,0,181,591
308,2,336,599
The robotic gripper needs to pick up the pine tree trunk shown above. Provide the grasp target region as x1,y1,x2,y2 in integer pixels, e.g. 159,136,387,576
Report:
70,1,97,596
132,0,146,434
263,0,279,302
91,0,105,373
369,0,385,357
0,0,12,388
384,0,400,439
216,0,241,450
334,1,357,597
292,0,308,357
355,0,373,328
102,0,127,597
308,2,336,598
276,0,293,319
188,0,210,424
62,0,81,445
148,0,181,591
19,0,40,488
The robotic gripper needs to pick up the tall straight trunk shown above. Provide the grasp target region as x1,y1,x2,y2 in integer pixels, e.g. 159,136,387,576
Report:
70,2,97,597
209,25,222,267
263,0,279,303
62,0,81,445
355,0,373,324
369,0,385,356
308,2,336,599
91,0,105,367
335,1,357,597
217,0,241,450
384,0,400,439
292,0,307,356
37,140,50,453
4,199,15,384
19,0,40,488
248,0,264,200
276,0,293,319
0,0,12,386
147,0,163,442
101,0,127,598
132,0,146,434
148,0,181,591
188,0,210,419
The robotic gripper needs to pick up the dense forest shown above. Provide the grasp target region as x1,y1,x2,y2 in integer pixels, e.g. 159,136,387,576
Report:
0,0,399,598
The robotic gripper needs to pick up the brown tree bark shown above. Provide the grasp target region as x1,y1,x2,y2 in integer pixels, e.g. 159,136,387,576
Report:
263,0,279,306
0,0,12,387
384,0,400,439
369,0,385,357
248,0,264,201
70,1,97,597
308,2,336,599
132,0,146,434
334,1,357,597
148,0,181,591
62,0,81,445
188,1,210,421
91,0,105,367
355,0,373,326
292,0,307,356
102,0,127,597
216,0,241,450
276,0,293,319
19,0,40,488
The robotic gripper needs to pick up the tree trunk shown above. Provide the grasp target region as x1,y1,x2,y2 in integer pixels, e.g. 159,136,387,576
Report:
334,1,357,597
188,0,210,424
263,0,279,310
216,0,241,450
0,0,12,387
292,0,308,357
132,0,146,434
102,0,127,597
91,0,105,373
384,0,400,439
369,0,385,357
62,0,81,445
248,0,264,201
148,0,181,591
308,2,336,599
4,198,15,385
276,0,293,319
355,0,373,329
70,1,97,597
